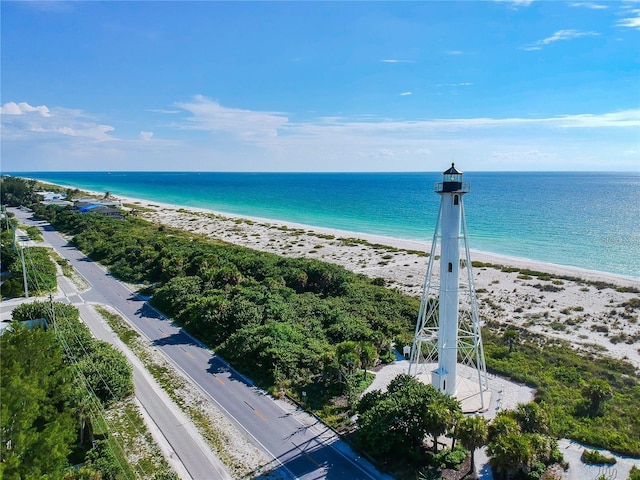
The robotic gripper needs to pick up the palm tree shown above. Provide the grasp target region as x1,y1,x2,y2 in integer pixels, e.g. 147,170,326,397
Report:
457,415,489,474
423,398,459,453
503,328,519,353
359,342,377,374
583,379,612,414
488,433,534,480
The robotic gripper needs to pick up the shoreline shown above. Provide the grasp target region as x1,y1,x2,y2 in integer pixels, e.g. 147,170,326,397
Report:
27,182,640,370
114,192,640,371
27,176,639,282
121,194,639,288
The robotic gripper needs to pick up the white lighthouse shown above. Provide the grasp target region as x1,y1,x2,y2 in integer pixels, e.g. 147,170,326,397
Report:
408,164,488,410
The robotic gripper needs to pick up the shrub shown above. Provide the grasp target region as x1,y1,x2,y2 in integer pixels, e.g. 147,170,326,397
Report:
432,446,467,469
580,449,616,465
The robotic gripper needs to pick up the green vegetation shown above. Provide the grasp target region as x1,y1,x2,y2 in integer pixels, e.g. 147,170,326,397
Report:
472,261,640,293
356,376,563,479
0,301,156,479
1,322,77,478
19,195,640,465
25,225,43,241
338,236,429,257
32,203,417,416
1,246,57,297
0,176,38,206
581,449,616,465
483,326,640,457
0,212,19,280
52,251,75,278
457,415,489,473
12,301,134,406
487,404,563,480
0,187,56,298
356,375,462,467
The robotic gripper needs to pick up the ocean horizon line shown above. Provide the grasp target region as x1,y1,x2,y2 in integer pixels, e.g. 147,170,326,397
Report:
7,170,639,175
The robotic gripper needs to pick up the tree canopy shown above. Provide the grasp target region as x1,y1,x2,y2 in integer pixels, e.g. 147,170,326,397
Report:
2,302,135,478
356,374,462,462
0,324,76,478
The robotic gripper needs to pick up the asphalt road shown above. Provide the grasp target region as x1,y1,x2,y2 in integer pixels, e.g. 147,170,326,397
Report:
6,210,230,480
77,304,231,480
11,207,389,480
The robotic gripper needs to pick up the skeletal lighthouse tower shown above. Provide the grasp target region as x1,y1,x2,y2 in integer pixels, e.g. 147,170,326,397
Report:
408,164,488,409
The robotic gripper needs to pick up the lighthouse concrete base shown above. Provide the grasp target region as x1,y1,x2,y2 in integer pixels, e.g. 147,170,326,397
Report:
364,357,535,419
413,363,493,414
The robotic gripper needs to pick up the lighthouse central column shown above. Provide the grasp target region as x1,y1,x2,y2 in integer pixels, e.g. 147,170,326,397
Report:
438,192,461,395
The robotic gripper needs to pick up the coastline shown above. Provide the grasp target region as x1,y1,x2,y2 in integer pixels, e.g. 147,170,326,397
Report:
21,172,640,279
120,193,638,288
107,193,640,370
31,183,640,370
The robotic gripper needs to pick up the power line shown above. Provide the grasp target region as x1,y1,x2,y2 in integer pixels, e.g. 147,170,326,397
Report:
52,310,136,480
17,245,149,479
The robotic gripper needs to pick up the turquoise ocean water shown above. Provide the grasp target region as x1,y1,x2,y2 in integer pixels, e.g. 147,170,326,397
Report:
9,171,640,279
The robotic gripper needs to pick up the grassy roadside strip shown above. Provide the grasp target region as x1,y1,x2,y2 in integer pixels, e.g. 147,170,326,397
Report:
94,305,271,479
50,250,77,278
95,396,178,479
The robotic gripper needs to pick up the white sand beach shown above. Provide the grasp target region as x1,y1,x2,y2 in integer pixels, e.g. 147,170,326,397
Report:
111,194,640,371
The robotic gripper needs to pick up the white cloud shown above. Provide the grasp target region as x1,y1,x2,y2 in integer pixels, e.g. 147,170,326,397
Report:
568,2,608,9
1,101,50,117
1,101,115,141
148,108,181,114
3,98,638,172
380,59,415,63
175,95,288,140
524,29,600,50
491,149,554,163
617,9,640,28
445,50,463,56
540,29,599,44
495,0,535,7
552,109,640,128
285,109,640,140
400,91,413,96
367,148,394,158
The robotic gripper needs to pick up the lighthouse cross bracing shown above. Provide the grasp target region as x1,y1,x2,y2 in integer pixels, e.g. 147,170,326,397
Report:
408,164,489,412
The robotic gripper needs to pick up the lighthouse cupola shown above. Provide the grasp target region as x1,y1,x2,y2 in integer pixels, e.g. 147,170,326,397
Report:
437,163,469,193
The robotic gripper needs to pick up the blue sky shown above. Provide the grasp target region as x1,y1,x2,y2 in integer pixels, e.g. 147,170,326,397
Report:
1,1,639,172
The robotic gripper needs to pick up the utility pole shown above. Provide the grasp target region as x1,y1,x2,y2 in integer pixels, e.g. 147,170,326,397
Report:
9,213,29,298
20,246,29,298
49,294,56,331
